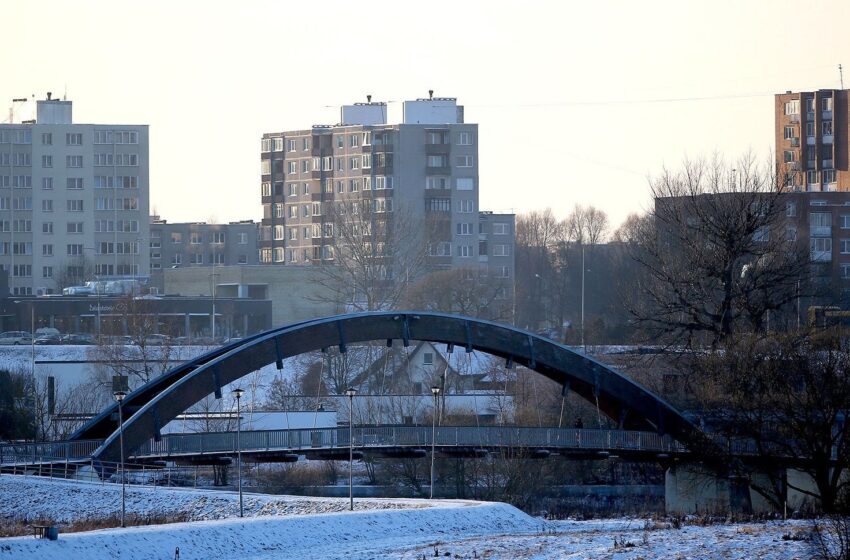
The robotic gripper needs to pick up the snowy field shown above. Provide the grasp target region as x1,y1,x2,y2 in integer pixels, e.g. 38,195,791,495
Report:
0,476,819,559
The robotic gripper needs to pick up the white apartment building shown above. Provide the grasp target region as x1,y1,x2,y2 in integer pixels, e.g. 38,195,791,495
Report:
0,94,149,295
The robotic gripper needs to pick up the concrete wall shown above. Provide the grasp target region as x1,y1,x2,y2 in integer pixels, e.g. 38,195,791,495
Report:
164,265,340,327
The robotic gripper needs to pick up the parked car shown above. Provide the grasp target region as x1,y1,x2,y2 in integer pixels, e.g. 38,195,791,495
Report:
33,333,63,345
139,334,170,346
59,333,96,345
35,327,61,337
0,331,32,345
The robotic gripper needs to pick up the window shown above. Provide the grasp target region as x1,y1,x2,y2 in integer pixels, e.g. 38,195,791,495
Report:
807,170,819,185
261,182,271,196
497,266,510,278
753,226,770,242
261,138,271,152
303,183,310,195
456,178,474,190
323,179,333,193
805,96,815,113
287,183,297,196
288,227,298,241
238,254,248,265
823,97,833,112
41,133,52,145
362,131,372,146
312,202,322,216
458,199,474,213
273,225,284,240
493,222,509,235
349,157,360,170
457,244,472,257
810,212,832,229
786,226,797,241
843,264,850,280
362,153,372,168
336,180,344,193
323,156,332,171
336,135,344,149
806,122,815,137
426,176,449,190
786,202,797,217
212,232,225,244
375,176,393,189
840,215,850,229
287,161,296,174
841,239,850,255
287,139,296,152
427,155,448,168
41,155,52,168
42,177,53,190
67,222,84,234
42,266,53,279
301,159,309,173
456,223,473,235
42,222,53,234
171,232,183,244
288,205,297,218
783,126,795,140
261,159,271,175
493,244,511,256
274,248,285,263
238,232,248,245
372,198,392,212
427,198,451,212
783,151,796,163
810,237,832,261
824,170,837,184
114,131,138,144
302,138,310,151
785,100,800,115
116,176,137,189
336,158,343,171
458,131,472,145
66,200,84,212
823,121,833,136
66,155,83,168
41,199,53,212
67,244,84,256
363,177,372,190
66,133,82,146
66,178,83,190
349,134,360,148
273,138,283,152
423,352,434,365
190,232,202,244
302,205,310,218
171,254,182,265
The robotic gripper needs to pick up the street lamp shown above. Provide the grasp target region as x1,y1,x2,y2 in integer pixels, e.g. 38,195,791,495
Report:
232,388,244,518
113,390,127,528
581,244,586,351
345,387,357,511
430,385,441,499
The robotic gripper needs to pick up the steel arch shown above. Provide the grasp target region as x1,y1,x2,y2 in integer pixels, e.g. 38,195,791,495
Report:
74,312,702,462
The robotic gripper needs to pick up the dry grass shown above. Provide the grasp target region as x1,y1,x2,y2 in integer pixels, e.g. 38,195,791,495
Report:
0,512,191,538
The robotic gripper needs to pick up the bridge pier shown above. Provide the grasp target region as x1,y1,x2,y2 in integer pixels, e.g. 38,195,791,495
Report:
665,464,821,515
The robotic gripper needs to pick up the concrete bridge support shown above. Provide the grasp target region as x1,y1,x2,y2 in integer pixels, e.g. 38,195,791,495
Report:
665,464,822,515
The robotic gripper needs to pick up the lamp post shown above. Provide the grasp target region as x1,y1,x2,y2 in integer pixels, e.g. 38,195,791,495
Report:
113,390,127,528
430,385,441,499
581,244,586,352
232,388,244,517
345,387,357,511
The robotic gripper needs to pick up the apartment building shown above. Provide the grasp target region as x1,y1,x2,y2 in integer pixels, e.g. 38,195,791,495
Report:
259,96,484,268
148,216,259,292
775,88,849,192
0,93,149,295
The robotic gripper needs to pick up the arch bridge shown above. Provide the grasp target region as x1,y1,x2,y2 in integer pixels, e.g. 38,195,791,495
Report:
69,312,706,463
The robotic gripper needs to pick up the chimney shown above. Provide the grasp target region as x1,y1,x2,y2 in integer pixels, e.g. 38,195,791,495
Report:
46,91,52,100
428,89,434,100
367,94,372,103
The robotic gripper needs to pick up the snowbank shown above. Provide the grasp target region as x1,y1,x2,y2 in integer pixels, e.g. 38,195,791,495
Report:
0,477,536,560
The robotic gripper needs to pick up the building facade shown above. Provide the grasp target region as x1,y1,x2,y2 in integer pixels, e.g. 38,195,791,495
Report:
775,88,849,192
259,97,481,268
149,217,258,292
0,93,150,295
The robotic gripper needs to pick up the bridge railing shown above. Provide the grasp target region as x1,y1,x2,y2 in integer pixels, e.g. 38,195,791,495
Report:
0,440,102,466
130,426,684,459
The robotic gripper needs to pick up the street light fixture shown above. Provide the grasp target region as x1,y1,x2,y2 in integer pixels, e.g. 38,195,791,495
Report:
113,390,127,528
345,387,357,511
430,385,441,499
232,388,245,518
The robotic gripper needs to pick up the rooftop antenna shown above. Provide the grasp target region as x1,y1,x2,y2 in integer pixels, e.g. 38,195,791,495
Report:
840,64,845,90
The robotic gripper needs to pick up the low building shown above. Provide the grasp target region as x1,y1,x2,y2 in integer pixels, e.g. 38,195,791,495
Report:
149,216,259,292
164,265,340,327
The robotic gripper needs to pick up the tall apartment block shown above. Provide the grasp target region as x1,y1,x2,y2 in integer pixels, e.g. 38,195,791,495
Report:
149,216,259,292
0,94,149,295
775,89,849,192
259,97,513,285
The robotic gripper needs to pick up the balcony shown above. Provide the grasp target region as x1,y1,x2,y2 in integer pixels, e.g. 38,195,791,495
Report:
807,136,816,146
823,135,834,144
790,137,800,147
811,250,832,263
823,110,833,120
787,162,800,171
425,143,450,155
789,114,800,123
811,225,832,237
824,159,834,169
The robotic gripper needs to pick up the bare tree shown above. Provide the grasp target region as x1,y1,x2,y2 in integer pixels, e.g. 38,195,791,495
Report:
89,295,178,389
314,199,431,311
564,204,610,245
515,209,563,330
626,154,809,347
402,266,513,322
54,255,95,291
691,330,850,513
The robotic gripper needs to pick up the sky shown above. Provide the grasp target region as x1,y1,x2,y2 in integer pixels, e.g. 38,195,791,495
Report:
3,0,849,230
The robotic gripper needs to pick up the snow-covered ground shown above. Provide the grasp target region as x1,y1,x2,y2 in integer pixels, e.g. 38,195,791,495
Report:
0,476,819,559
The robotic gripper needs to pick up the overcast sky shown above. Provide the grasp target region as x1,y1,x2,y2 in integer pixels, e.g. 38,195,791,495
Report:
4,0,849,230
